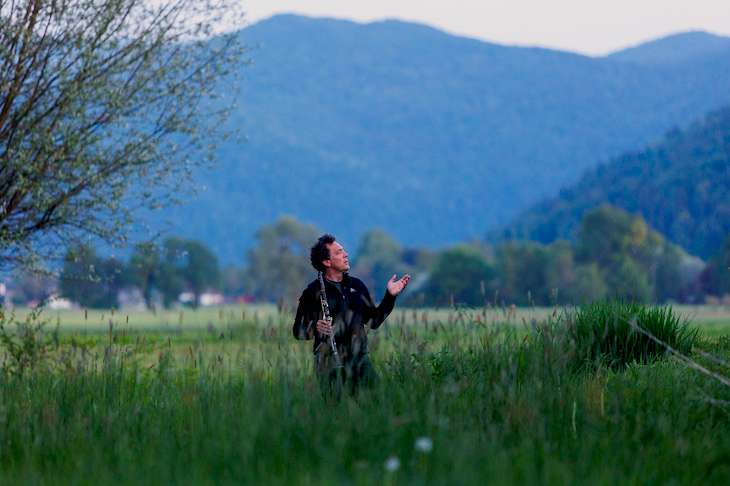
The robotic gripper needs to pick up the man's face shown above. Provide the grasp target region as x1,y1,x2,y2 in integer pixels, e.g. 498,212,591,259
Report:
324,241,349,273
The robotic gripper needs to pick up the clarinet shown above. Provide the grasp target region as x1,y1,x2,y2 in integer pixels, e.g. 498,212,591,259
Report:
318,272,343,368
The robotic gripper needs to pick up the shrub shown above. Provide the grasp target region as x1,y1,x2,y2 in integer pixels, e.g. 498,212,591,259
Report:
563,299,698,373
0,306,53,376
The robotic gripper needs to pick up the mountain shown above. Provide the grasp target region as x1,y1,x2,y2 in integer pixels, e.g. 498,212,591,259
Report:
149,15,730,264
608,31,730,66
490,106,730,259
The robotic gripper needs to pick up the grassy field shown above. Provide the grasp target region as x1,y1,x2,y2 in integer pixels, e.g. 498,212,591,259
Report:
21,301,730,335
1,302,729,485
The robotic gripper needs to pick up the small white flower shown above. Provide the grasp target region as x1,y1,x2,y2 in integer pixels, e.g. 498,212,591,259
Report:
414,436,433,453
383,456,401,472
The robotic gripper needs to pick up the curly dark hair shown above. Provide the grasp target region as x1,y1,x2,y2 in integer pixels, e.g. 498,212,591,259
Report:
310,234,336,272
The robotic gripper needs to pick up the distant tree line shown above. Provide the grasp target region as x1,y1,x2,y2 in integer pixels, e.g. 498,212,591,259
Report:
235,206,726,309
57,237,221,310
8,204,730,310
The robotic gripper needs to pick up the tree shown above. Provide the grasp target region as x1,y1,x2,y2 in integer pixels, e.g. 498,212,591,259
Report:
703,232,730,298
496,239,578,306
129,241,161,308
9,272,56,305
544,240,576,304
0,0,246,272
59,244,125,308
423,245,495,307
159,236,220,308
608,258,650,302
351,229,409,297
575,204,687,303
572,263,608,303
653,244,684,303
495,241,552,305
575,204,636,269
245,217,320,304
158,257,186,309
716,233,730,297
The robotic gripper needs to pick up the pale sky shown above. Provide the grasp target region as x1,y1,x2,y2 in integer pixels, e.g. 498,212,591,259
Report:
238,0,730,56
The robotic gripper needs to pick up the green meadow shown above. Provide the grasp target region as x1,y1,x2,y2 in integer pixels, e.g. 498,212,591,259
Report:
1,302,729,485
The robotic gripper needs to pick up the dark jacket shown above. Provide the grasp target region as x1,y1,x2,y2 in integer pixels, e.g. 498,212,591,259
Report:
292,273,396,373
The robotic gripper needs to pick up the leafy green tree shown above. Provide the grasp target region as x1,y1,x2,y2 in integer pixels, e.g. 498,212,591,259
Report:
544,240,576,304
129,242,161,308
423,245,495,307
608,258,650,302
158,259,186,309
575,204,686,303
653,244,684,302
575,204,636,269
703,232,730,298
160,236,220,308
59,244,125,309
572,263,608,303
495,241,552,305
716,234,730,297
351,229,411,297
493,240,577,306
0,0,246,272
245,217,320,304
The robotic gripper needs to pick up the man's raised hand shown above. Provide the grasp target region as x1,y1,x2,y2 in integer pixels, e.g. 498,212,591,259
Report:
386,274,411,296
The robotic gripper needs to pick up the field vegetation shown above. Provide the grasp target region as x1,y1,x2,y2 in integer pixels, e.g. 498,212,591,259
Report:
0,301,729,485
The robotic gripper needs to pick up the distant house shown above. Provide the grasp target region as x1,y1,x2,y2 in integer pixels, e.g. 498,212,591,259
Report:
200,293,225,307
179,291,225,307
47,295,73,310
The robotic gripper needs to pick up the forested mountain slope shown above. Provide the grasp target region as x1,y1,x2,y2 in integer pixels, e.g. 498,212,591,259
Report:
150,15,730,263
491,107,730,259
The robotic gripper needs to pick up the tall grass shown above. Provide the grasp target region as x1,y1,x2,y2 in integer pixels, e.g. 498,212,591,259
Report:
0,301,728,485
560,299,699,373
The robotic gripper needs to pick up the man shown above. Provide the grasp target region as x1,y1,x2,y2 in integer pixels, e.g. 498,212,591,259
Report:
292,234,410,395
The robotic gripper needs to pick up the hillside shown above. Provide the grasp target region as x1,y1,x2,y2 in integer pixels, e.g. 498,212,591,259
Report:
147,15,730,264
490,106,730,259
608,31,730,66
